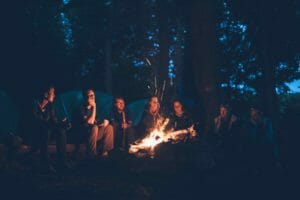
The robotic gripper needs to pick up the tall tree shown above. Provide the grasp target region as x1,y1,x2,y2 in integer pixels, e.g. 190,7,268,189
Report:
230,0,300,120
256,0,278,123
190,0,220,123
157,1,170,89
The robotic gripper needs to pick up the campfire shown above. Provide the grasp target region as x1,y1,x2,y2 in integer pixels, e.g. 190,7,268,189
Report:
129,118,197,157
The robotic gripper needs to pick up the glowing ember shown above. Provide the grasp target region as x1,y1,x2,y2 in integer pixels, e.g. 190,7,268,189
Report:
129,118,197,157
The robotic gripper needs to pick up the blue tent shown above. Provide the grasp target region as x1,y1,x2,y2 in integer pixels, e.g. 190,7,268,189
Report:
127,99,147,126
54,90,113,121
0,91,19,135
53,91,149,126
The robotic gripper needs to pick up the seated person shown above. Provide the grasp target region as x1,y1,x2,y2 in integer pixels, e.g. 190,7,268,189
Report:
72,89,114,157
136,96,162,138
213,103,238,138
32,86,70,168
106,96,135,150
210,103,241,162
243,105,278,172
165,99,195,139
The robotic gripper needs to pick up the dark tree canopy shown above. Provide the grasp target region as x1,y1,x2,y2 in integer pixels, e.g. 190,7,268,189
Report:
0,0,299,122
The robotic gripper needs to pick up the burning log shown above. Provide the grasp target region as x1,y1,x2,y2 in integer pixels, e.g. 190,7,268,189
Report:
129,117,197,157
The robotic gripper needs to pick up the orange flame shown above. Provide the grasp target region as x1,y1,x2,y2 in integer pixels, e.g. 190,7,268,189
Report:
129,118,197,157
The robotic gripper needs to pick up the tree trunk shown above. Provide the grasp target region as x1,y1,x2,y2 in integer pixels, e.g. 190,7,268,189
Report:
173,21,185,96
259,42,278,124
190,0,220,124
256,1,278,124
158,1,170,100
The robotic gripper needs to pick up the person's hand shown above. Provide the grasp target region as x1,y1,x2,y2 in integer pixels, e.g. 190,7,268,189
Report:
121,123,129,129
39,100,49,111
103,119,109,127
188,125,197,138
62,118,72,130
62,117,67,122
90,101,96,108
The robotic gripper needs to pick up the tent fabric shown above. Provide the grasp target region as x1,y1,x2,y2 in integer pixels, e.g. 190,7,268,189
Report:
54,90,113,122
127,99,147,126
0,91,19,135
54,92,147,126
126,98,197,126
0,89,195,136
0,89,195,141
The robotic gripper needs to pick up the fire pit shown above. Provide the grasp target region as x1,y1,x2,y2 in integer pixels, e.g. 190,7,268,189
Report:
129,118,197,158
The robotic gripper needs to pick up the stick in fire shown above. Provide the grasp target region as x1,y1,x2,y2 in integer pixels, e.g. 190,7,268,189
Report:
121,111,126,150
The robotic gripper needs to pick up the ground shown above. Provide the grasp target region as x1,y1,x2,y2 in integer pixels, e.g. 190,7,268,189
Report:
0,140,291,200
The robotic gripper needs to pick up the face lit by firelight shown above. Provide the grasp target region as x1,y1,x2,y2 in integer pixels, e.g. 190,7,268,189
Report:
115,98,125,112
173,101,183,116
45,87,55,103
85,90,95,106
149,96,159,113
220,106,229,119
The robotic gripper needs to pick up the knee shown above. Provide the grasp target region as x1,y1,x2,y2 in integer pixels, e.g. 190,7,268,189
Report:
106,124,114,135
90,125,99,136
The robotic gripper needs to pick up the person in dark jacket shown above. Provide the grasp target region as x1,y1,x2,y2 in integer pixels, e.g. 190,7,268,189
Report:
32,86,70,170
209,103,241,164
107,96,135,150
213,104,238,138
243,105,279,173
165,99,195,139
168,99,194,130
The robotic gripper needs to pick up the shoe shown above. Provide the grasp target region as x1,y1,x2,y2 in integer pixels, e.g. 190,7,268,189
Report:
101,151,109,157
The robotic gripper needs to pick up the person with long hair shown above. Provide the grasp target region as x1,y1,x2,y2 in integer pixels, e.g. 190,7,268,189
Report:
136,96,162,138
166,99,194,133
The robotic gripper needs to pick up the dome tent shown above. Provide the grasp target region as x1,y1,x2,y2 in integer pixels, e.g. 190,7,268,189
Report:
127,99,148,126
54,92,147,127
54,90,113,122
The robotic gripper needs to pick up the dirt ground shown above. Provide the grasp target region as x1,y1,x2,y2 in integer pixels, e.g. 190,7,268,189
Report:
0,140,291,200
